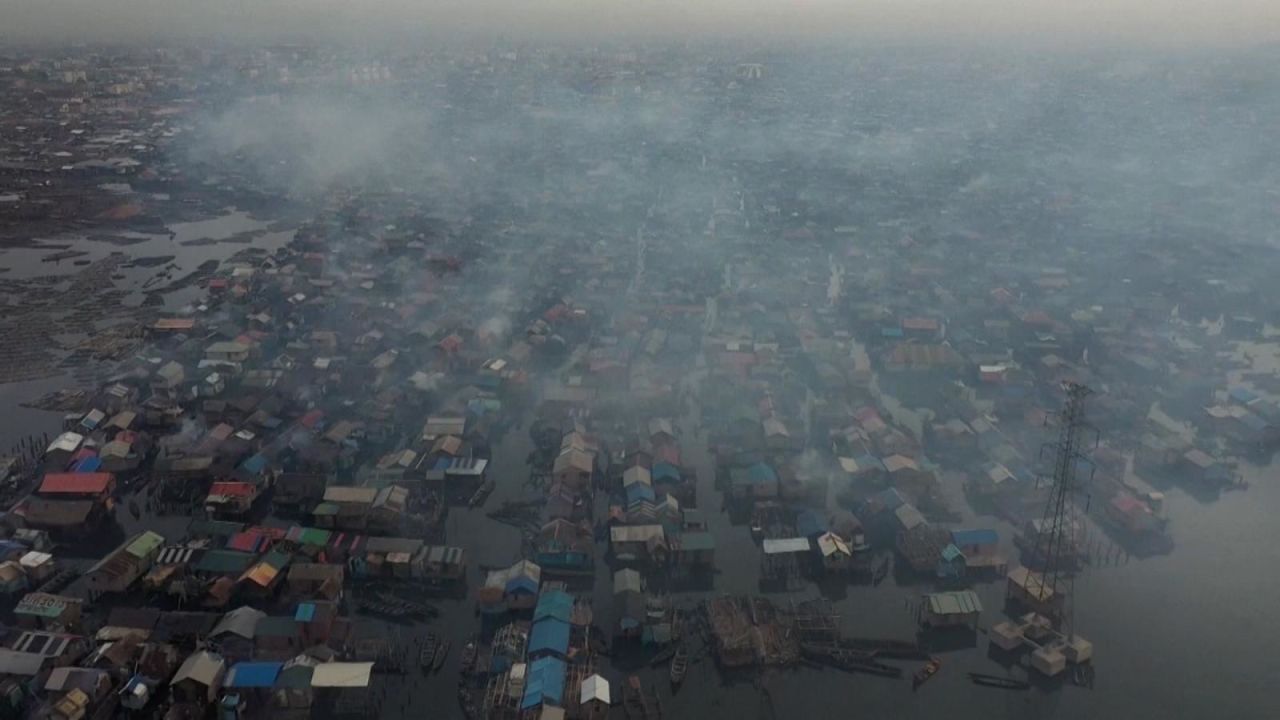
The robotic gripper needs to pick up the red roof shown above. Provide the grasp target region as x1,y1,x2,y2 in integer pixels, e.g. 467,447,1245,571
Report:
227,531,271,553
39,473,113,495
208,481,256,498
299,410,325,429
1111,495,1148,516
902,317,940,332
654,443,681,467
1021,310,1054,326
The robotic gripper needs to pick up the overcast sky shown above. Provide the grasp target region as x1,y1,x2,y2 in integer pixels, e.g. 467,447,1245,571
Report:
2,0,1278,46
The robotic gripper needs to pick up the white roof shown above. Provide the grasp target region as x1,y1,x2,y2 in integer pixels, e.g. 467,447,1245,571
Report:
816,532,852,557
622,466,651,487
894,503,927,531
610,525,665,544
762,417,789,437
47,432,83,453
206,341,249,354
173,650,224,687
310,662,374,688
19,552,53,568
762,537,811,554
580,673,610,705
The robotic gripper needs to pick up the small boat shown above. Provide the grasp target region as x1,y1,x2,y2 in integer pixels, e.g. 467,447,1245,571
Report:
623,676,661,719
433,639,450,672
969,673,1031,690
648,645,677,668
460,639,478,675
669,647,688,688
358,600,407,618
800,643,901,678
469,480,495,508
458,686,478,719
419,634,439,670
912,657,941,690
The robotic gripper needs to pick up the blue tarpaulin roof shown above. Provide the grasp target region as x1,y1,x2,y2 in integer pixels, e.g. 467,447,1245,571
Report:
626,483,656,505
467,397,502,414
951,529,998,547
227,662,282,688
521,656,567,710
747,462,777,484
505,574,539,596
1229,386,1259,405
796,509,827,537
240,454,267,474
294,603,316,622
528,617,571,657
651,462,681,483
71,457,103,473
867,487,906,512
534,590,573,624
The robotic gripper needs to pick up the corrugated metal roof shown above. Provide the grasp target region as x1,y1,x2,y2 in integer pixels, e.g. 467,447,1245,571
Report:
208,482,256,499
295,603,317,622
926,590,983,616
762,537,811,554
612,569,641,594
310,662,372,688
678,531,715,552
125,531,164,559
14,593,71,618
173,650,224,686
39,473,112,495
211,607,266,640
533,590,573,624
195,550,255,575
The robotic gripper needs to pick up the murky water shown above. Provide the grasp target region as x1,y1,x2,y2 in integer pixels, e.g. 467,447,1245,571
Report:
0,209,293,309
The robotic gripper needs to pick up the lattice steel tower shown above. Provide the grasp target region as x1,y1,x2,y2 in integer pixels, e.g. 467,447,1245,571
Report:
1033,382,1095,635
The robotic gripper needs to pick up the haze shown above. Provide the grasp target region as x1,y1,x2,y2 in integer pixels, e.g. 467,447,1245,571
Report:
3,0,1279,46
2,0,1280,718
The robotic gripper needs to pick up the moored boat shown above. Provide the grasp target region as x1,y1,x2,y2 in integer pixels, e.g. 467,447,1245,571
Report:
433,639,451,672
912,657,941,690
420,633,439,670
800,643,902,678
969,672,1031,690
670,647,688,688
460,639,478,675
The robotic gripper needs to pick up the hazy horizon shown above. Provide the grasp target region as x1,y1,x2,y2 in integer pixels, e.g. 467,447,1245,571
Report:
2,0,1279,48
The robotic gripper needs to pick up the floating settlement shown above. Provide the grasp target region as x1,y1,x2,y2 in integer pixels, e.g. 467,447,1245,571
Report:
0,43,1274,720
